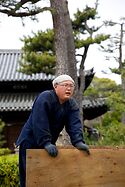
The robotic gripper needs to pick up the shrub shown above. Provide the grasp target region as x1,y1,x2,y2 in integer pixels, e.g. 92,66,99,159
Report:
85,114,125,146
0,119,6,147
0,148,11,156
0,154,19,187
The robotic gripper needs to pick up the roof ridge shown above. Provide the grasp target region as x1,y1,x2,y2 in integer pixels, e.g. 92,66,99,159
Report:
0,49,21,53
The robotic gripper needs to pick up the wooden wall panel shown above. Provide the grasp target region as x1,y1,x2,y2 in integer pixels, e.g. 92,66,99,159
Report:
26,147,125,187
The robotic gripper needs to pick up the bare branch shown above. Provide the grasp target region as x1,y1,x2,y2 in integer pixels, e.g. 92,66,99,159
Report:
0,0,52,17
0,6,51,17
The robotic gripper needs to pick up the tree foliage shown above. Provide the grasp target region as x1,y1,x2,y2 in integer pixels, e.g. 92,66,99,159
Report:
84,76,120,97
85,120,125,146
84,76,124,120
0,119,6,148
20,5,109,77
100,19,125,123
84,76,125,146
20,29,56,75
101,19,125,75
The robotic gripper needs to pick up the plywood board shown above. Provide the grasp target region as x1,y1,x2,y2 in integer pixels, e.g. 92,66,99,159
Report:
26,147,125,187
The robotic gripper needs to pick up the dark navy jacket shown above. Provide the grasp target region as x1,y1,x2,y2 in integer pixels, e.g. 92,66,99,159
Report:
16,90,84,148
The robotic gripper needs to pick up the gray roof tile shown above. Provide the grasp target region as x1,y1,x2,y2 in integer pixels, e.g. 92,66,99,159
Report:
0,49,94,82
0,92,107,112
0,92,35,111
0,49,54,81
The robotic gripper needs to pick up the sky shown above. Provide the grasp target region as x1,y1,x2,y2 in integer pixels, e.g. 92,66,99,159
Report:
0,0,125,84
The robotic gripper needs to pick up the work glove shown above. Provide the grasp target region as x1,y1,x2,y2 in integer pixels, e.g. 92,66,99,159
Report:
44,143,58,157
75,142,90,155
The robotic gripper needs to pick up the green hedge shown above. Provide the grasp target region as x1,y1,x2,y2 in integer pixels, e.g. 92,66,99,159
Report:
0,154,19,187
0,148,11,156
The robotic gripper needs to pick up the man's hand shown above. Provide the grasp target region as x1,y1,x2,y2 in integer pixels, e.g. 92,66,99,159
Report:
75,142,90,155
44,143,58,157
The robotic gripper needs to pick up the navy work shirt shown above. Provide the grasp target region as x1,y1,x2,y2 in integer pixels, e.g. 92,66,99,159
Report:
16,90,84,148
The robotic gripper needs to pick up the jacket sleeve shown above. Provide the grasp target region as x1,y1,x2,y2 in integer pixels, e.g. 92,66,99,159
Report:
31,91,52,147
65,99,85,146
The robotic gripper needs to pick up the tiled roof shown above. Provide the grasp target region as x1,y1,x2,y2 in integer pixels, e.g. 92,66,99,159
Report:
83,97,106,109
0,93,36,111
0,92,107,113
0,49,54,81
0,49,94,83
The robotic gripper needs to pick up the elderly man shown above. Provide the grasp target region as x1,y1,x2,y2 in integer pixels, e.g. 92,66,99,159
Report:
16,74,90,187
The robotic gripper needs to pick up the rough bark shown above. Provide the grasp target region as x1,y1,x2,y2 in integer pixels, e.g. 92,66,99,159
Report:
50,0,80,145
119,23,125,124
50,0,77,81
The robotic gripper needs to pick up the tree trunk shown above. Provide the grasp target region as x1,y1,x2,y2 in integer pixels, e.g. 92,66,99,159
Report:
119,23,125,124
50,0,81,145
50,0,77,81
121,74,125,124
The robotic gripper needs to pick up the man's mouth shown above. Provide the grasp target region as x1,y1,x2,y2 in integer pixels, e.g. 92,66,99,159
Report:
65,92,71,96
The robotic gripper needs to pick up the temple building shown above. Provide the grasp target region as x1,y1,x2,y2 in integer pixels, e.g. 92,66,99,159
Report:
0,49,108,150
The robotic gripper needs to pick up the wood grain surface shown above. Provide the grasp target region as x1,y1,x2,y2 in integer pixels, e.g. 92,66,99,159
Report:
26,147,125,187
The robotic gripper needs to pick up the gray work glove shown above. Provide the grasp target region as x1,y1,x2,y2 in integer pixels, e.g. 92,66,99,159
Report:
75,142,90,155
44,143,58,157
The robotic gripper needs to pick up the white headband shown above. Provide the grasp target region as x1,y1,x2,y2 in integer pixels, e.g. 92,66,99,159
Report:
52,74,74,87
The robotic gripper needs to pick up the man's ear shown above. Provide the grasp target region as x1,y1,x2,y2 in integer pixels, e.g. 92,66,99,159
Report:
53,84,57,89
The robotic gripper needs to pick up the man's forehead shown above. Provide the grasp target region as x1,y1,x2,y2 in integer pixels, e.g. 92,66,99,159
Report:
60,80,74,84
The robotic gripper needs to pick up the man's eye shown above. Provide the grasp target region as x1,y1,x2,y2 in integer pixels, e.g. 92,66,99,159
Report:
64,84,68,87
64,84,74,87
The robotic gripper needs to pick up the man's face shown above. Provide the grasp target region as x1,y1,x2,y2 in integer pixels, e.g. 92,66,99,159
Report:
54,80,75,104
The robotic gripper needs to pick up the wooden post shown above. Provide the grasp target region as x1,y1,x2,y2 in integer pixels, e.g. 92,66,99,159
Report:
26,147,125,187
